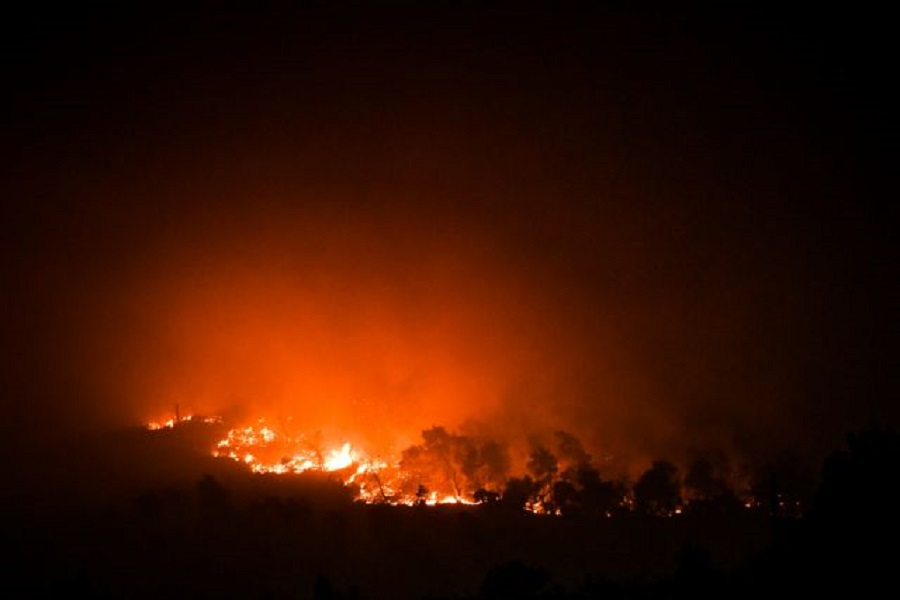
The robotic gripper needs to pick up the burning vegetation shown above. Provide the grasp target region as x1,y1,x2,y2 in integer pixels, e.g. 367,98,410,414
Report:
146,412,779,516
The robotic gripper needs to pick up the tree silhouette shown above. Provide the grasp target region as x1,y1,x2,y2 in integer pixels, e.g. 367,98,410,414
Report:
684,457,724,502
400,427,460,499
526,443,558,484
633,460,681,516
526,442,558,510
400,427,510,501
778,426,900,594
551,479,580,516
501,476,537,512
473,439,511,492
415,484,429,506
813,426,900,524
681,457,743,515
553,430,592,478
576,466,625,516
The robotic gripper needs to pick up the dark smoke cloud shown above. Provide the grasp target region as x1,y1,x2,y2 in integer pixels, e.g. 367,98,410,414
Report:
2,5,896,479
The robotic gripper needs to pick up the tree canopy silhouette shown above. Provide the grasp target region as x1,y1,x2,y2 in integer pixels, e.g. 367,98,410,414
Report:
634,460,681,516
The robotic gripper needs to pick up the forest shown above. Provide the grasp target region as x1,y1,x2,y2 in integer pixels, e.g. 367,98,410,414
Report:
4,421,896,599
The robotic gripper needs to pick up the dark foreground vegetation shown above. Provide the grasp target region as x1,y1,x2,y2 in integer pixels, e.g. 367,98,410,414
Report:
3,425,897,599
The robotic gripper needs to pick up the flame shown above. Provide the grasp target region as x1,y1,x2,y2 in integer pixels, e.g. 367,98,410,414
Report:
144,414,765,516
146,416,531,508
324,442,355,471
146,414,222,430
200,419,477,505
146,415,190,430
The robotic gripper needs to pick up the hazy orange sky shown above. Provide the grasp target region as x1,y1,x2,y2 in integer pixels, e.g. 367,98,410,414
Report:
3,5,896,478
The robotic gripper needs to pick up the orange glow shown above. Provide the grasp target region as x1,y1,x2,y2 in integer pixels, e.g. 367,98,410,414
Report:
144,416,767,515
146,414,222,430
86,204,661,480
210,419,391,497
153,416,505,507
146,417,181,430
324,443,355,471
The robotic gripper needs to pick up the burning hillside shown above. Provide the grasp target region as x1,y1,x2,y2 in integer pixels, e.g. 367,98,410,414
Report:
145,412,775,516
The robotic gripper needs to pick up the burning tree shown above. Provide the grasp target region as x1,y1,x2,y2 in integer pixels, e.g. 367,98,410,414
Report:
399,426,511,502
149,415,632,514
500,431,626,515
526,441,559,511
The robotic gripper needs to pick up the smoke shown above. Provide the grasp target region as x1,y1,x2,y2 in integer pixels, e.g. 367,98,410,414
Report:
3,158,859,478
3,6,895,482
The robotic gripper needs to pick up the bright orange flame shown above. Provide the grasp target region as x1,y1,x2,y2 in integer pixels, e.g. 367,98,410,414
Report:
202,419,475,505
146,414,222,430
144,415,764,516
145,416,589,512
324,442,355,471
146,416,188,430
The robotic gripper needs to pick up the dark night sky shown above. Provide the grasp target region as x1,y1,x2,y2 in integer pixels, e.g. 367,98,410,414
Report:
2,4,896,479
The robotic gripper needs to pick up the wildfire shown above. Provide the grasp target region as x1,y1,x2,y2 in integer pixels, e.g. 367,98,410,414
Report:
324,443,355,471
212,421,359,474
143,413,771,516
146,416,189,430
144,415,494,506
146,414,223,430
206,420,397,500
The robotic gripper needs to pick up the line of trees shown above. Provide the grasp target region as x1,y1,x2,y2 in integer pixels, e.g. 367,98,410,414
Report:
393,426,752,516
